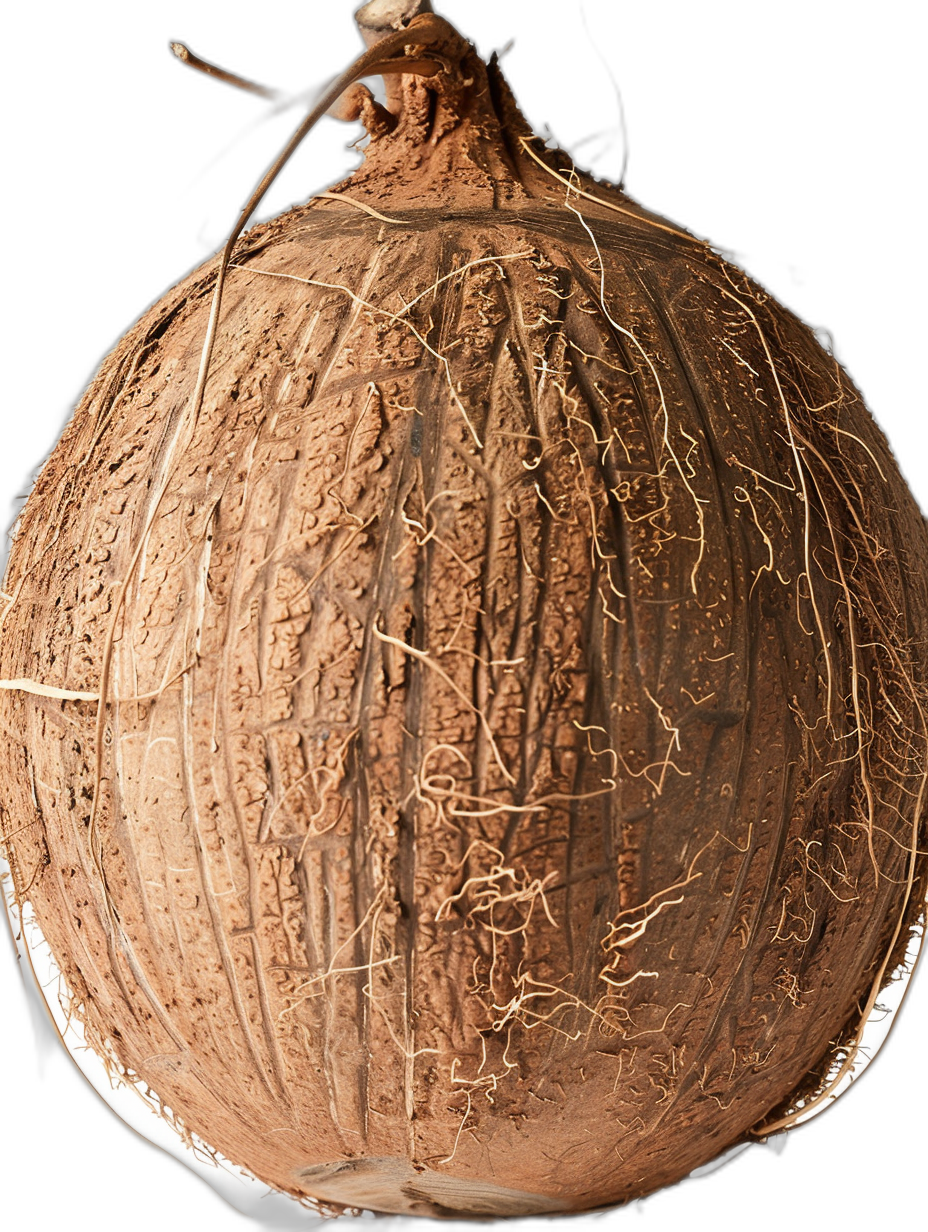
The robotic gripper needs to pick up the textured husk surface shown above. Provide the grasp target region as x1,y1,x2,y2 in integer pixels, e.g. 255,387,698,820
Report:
2,21,927,1219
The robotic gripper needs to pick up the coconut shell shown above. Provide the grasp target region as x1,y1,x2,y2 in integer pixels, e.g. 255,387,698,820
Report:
2,12,927,1219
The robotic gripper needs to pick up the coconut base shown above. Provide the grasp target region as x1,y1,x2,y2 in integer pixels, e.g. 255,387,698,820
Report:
293,1156,569,1217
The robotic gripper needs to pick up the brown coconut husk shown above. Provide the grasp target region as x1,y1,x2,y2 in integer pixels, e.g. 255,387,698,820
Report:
1,2,926,1218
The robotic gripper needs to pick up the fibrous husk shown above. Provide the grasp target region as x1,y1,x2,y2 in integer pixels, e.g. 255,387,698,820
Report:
1,12,926,1218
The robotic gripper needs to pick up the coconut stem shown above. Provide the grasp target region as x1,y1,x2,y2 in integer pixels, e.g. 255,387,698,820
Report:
355,0,435,45
355,0,435,111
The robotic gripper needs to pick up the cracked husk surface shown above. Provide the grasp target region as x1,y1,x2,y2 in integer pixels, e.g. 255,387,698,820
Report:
2,14,927,1219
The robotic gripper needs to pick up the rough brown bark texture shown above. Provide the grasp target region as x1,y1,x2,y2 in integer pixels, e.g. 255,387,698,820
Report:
1,15,926,1218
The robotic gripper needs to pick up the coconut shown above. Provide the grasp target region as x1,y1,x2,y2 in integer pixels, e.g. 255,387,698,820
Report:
1,0,926,1219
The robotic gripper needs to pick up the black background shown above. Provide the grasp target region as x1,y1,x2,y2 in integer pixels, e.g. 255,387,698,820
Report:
5,4,921,1227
